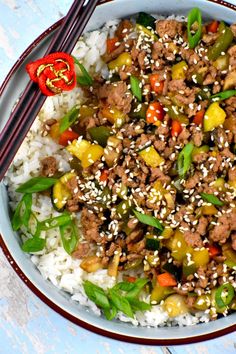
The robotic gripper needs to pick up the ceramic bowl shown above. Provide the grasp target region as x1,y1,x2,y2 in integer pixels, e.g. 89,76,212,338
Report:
0,0,236,345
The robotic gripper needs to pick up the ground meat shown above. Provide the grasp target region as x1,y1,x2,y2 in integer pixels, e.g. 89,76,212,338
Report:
231,232,236,251
98,81,132,114
228,45,236,69
231,24,236,38
202,32,219,45
115,19,133,39
228,167,236,181
183,230,203,248
195,267,208,289
103,42,126,62
209,214,231,244
106,242,118,257
153,139,166,152
196,216,208,236
126,229,143,244
180,48,200,65
119,64,136,81
203,65,217,85
149,167,171,185
177,127,191,145
138,50,146,70
186,296,196,308
156,19,183,39
168,79,186,92
72,243,90,259
192,152,208,164
81,207,104,243
190,127,203,147
185,172,201,189
41,156,57,177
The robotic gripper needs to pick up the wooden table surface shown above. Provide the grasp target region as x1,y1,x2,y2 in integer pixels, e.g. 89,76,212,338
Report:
0,1,235,353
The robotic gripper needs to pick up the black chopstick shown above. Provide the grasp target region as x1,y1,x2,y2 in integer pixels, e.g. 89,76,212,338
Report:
0,0,100,181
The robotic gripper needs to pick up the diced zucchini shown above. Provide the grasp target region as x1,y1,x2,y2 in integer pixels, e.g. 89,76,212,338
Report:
88,126,111,147
145,234,160,251
136,12,156,30
52,172,76,211
150,282,174,304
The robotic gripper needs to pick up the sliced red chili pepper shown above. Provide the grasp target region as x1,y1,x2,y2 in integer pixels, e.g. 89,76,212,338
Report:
26,52,76,96
59,130,79,146
171,120,182,137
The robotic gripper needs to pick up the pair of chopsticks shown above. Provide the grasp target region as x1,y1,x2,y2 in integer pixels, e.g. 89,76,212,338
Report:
0,0,101,181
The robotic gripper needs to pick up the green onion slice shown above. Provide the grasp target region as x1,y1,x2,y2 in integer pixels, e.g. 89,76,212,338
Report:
133,209,163,232
215,283,235,308
12,194,32,231
187,8,202,49
16,177,58,193
59,220,78,255
177,143,194,177
211,90,236,101
59,105,80,133
21,237,46,253
73,56,93,86
200,192,224,206
130,75,142,102
83,280,111,310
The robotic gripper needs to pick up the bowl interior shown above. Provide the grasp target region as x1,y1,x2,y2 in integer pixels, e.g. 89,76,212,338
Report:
0,0,236,344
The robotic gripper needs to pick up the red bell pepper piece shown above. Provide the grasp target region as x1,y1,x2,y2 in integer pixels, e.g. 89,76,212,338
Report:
106,37,119,53
207,20,219,33
127,276,137,283
59,130,79,146
157,272,177,287
146,102,164,125
193,109,205,126
149,74,164,94
171,120,182,137
207,244,221,258
26,52,76,96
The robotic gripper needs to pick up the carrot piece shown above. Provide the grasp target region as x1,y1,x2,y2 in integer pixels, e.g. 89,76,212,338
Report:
100,169,109,182
157,272,177,287
127,276,137,283
146,102,164,125
193,109,205,126
207,20,219,33
106,37,119,53
207,244,221,258
149,74,164,94
171,120,182,137
59,130,79,146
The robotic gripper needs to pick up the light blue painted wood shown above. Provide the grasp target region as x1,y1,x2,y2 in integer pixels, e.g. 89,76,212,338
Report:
0,1,235,353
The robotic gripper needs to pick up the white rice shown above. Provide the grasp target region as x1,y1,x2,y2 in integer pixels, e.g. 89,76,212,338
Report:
5,16,209,327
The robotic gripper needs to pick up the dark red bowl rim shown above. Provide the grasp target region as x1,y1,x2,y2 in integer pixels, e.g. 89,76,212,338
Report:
1,0,236,346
